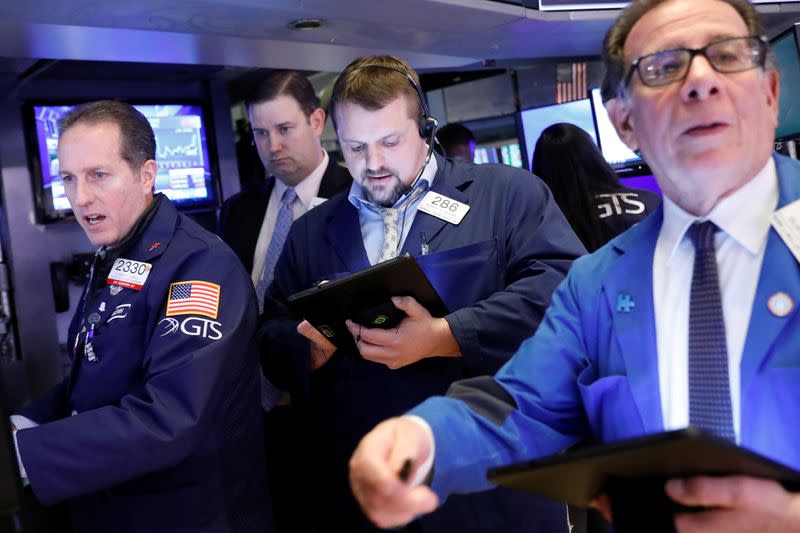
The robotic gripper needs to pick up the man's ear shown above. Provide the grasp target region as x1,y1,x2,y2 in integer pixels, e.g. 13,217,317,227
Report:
139,159,158,193
309,107,326,137
605,97,639,152
764,67,780,131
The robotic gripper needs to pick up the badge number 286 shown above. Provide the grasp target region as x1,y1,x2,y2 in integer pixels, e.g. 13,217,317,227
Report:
418,191,470,225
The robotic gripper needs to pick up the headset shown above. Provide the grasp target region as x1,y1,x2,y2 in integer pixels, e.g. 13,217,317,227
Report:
330,62,440,256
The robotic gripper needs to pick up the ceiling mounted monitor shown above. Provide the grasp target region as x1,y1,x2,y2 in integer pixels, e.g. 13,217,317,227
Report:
25,102,220,223
539,0,799,10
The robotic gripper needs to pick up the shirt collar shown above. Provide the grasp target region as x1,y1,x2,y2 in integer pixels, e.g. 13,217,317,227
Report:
273,149,329,208
347,150,438,211
661,157,778,263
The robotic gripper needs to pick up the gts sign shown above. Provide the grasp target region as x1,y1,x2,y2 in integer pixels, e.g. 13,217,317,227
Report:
595,193,646,218
158,316,223,340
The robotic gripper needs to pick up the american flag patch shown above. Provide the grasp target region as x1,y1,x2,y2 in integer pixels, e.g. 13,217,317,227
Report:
166,281,221,319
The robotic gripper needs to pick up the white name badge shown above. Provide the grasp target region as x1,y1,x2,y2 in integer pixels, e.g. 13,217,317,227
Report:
417,191,470,225
107,258,152,290
772,199,800,265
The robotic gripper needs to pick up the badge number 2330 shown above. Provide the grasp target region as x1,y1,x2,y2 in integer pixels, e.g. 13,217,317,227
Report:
107,258,152,291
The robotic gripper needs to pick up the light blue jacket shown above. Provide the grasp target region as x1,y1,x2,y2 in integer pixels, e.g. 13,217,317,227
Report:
412,154,800,501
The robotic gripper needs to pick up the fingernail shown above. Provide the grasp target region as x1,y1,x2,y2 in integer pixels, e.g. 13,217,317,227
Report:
666,479,685,497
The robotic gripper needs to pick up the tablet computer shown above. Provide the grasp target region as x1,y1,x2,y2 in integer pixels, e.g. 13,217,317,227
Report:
487,427,800,506
286,254,449,350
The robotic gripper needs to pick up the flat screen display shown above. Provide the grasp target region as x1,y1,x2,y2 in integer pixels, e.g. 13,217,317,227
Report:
28,103,218,221
519,98,597,170
473,142,523,168
772,27,800,141
589,88,647,169
539,0,800,10
473,146,498,165
500,143,524,168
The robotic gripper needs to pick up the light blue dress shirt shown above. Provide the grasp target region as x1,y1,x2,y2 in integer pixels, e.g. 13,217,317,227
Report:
348,156,438,265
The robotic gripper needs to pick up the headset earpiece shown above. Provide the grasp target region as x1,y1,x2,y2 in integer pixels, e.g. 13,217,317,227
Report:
419,115,438,140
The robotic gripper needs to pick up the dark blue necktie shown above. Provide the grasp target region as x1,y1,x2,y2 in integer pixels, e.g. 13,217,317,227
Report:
256,187,297,312
687,221,736,441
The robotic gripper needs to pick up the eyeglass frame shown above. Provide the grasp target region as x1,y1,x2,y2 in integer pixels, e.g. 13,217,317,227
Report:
622,35,770,91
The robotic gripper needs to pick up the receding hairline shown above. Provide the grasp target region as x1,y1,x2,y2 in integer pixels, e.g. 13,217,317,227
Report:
601,0,770,101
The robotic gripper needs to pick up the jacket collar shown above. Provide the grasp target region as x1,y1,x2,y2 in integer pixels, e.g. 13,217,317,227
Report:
601,153,800,433
326,153,472,270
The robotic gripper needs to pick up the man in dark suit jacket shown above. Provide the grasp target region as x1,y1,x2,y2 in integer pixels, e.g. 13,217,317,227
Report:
219,71,351,280
217,71,351,533
260,55,585,533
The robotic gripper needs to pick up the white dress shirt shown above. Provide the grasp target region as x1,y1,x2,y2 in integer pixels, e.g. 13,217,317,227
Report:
654,158,778,441
250,150,330,285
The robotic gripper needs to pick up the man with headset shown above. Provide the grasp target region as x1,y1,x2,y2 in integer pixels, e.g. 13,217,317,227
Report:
259,55,585,532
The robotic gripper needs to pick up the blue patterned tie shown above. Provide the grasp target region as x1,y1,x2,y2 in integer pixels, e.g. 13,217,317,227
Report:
687,221,735,441
256,187,297,312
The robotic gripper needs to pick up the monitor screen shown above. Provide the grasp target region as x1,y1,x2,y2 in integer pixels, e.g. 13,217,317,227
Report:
519,99,597,171
472,142,522,168
500,143,523,168
772,27,800,140
473,146,498,165
589,88,649,175
27,103,218,221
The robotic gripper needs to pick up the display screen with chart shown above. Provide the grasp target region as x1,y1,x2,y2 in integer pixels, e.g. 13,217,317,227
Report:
26,103,218,221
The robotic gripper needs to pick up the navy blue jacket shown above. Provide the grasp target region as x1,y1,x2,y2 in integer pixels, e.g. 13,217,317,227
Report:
17,195,271,533
260,156,585,532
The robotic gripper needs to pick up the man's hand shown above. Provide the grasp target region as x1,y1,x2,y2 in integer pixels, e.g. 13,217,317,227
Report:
346,296,461,369
296,320,337,371
349,417,439,528
667,476,800,532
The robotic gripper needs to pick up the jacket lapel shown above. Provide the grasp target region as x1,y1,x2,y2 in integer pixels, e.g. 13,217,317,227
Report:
401,156,470,256
325,196,370,272
740,155,800,398
601,209,664,432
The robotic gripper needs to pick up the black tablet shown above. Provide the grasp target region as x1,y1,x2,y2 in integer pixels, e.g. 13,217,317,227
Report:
286,254,449,350
487,427,800,507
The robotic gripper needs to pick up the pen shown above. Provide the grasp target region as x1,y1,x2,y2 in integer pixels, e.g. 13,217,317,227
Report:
420,232,429,256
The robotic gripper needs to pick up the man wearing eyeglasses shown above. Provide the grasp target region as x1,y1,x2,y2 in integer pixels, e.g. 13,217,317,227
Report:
348,0,800,531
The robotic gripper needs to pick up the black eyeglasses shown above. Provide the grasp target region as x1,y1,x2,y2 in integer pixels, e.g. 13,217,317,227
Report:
623,35,768,89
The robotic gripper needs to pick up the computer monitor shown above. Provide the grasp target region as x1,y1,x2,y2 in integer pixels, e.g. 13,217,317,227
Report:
26,102,219,222
771,25,800,141
472,141,522,168
589,88,649,176
518,99,597,171
473,146,498,165
500,143,523,168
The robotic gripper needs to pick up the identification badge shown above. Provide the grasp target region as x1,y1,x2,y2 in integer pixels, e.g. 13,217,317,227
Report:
771,199,800,264
417,191,470,225
107,258,152,290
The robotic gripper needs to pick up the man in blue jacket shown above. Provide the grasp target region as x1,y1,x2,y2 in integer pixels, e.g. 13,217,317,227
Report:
12,100,271,533
259,56,585,532
349,0,800,531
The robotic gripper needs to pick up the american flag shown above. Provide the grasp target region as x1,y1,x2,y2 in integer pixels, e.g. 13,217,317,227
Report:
166,281,221,319
555,62,588,103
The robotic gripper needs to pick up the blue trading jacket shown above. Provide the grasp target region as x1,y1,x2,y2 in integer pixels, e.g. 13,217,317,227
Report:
412,154,800,504
17,195,272,533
